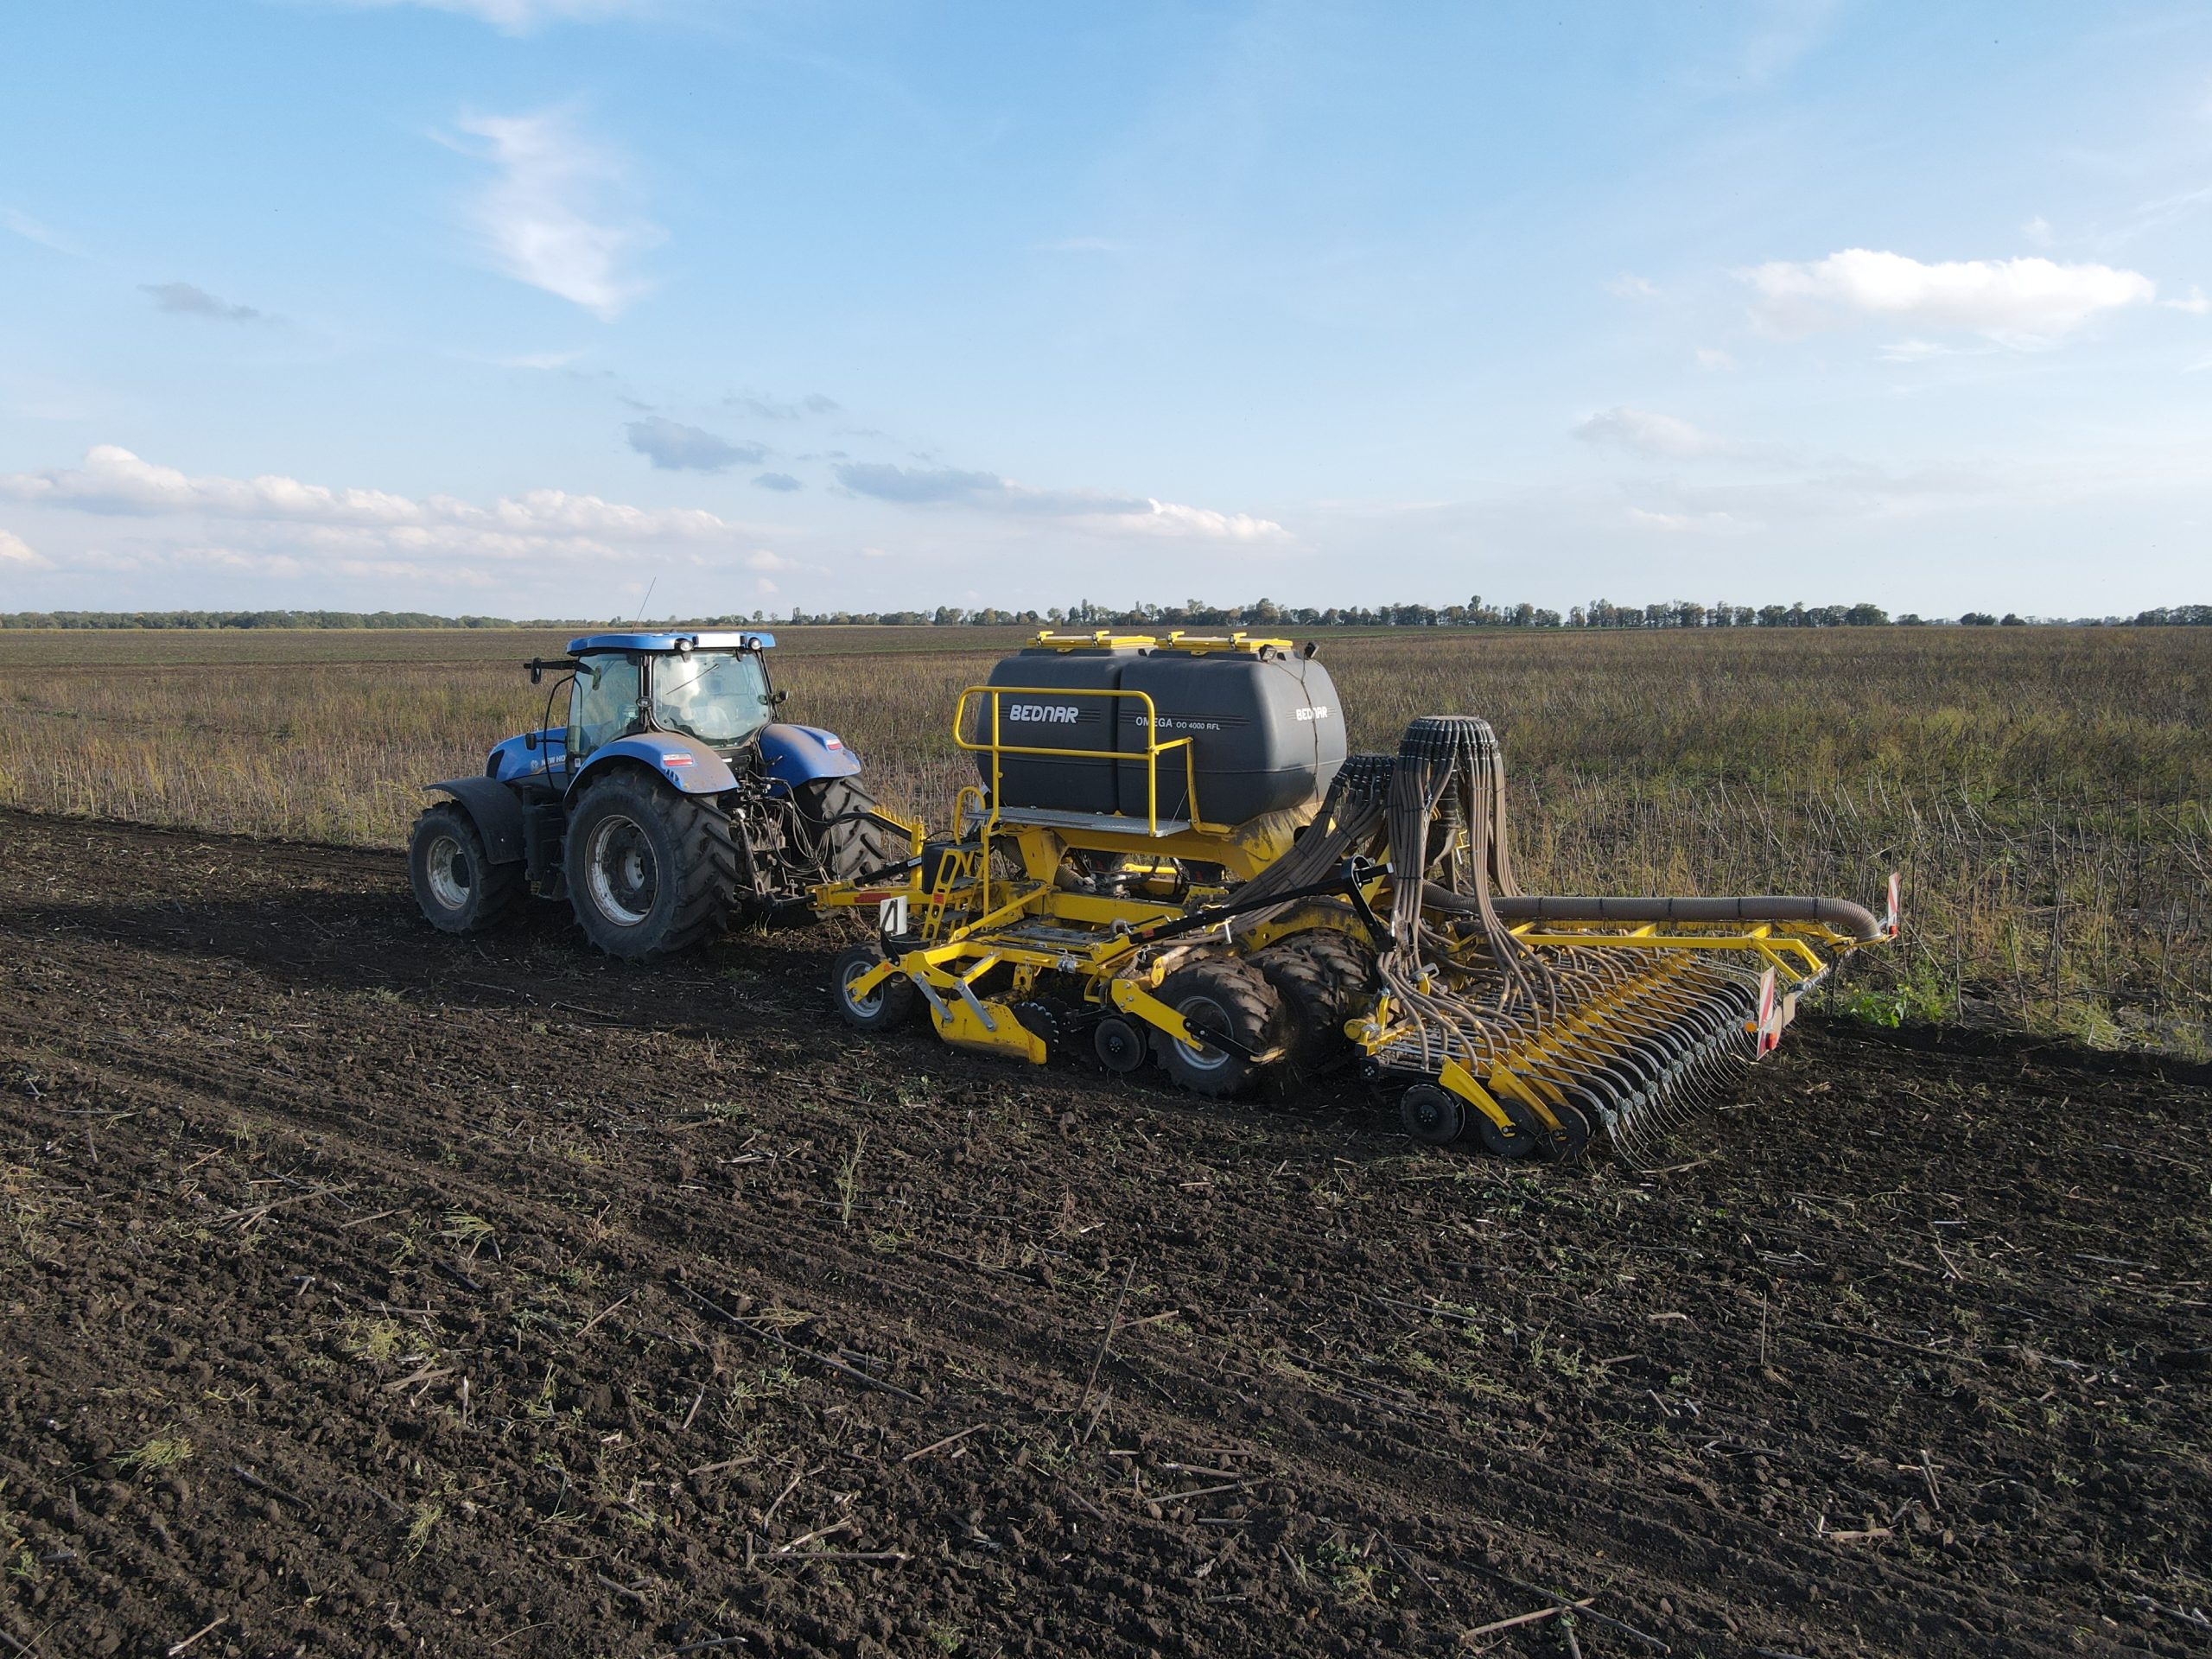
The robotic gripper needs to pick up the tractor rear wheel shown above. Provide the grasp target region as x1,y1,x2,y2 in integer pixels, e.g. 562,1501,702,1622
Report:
409,801,521,934
563,772,735,961
799,777,899,881
1150,955,1287,1100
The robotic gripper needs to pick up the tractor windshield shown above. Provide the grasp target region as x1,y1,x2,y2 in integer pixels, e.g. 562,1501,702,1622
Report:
651,650,775,750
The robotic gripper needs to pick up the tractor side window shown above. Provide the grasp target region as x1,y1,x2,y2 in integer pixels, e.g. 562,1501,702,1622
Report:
569,655,643,760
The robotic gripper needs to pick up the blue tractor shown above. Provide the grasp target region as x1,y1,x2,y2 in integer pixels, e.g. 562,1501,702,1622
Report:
407,629,898,961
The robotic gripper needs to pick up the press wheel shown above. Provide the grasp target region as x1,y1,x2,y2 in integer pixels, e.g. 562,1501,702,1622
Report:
1475,1096,1542,1160
1399,1084,1465,1147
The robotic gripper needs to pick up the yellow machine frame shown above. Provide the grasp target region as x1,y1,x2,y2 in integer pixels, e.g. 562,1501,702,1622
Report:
817,632,1891,1140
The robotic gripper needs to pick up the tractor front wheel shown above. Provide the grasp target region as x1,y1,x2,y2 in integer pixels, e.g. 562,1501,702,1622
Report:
563,773,736,961
409,801,520,934
798,777,899,882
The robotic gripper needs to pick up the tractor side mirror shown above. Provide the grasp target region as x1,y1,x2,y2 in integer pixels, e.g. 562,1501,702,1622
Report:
772,690,789,707
528,660,544,684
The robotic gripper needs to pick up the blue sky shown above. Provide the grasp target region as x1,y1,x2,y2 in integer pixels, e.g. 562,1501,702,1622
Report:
3,1,2208,619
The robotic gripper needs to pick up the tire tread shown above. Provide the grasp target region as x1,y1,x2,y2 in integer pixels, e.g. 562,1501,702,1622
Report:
565,772,735,960
1150,953,1287,1099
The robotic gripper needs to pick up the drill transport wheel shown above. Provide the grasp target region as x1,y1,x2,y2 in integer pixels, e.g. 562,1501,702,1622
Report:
1149,956,1286,1100
1252,929,1372,1077
1399,1083,1465,1146
830,943,915,1032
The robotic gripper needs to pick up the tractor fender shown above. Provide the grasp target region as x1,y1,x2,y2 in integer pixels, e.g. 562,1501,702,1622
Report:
567,732,739,798
758,722,861,796
424,776,527,865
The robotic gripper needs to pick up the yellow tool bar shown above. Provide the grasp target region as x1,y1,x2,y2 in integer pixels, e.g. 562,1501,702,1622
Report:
1506,924,1832,981
1025,630,1295,655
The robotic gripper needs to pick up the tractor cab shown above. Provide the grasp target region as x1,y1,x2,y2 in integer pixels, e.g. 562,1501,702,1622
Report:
563,630,783,764
490,630,788,791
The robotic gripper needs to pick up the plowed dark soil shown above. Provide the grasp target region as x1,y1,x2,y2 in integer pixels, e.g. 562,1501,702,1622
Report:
2,808,2207,1659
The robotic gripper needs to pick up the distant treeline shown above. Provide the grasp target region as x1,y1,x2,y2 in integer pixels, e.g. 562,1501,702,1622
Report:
0,610,527,631
3,600,2209,631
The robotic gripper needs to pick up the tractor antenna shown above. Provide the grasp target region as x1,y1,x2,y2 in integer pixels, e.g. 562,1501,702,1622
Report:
634,576,658,624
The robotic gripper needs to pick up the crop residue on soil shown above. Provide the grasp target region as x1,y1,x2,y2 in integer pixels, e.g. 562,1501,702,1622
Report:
1,807,2208,1658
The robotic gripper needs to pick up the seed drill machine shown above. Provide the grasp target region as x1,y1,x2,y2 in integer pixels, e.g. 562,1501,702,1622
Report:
818,632,1896,1166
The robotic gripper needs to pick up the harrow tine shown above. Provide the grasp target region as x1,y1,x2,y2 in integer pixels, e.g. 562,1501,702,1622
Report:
1378,882,1853,1164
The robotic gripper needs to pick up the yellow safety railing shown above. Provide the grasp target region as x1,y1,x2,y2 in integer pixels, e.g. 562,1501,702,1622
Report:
952,683,1203,836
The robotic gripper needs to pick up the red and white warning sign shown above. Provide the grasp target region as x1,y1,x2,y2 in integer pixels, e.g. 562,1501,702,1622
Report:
1754,967,1783,1056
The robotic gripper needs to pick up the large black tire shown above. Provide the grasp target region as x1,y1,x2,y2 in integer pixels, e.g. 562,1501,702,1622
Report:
798,777,899,881
1282,927,1375,1007
1149,954,1287,1100
563,772,735,961
1251,928,1374,1076
409,800,521,935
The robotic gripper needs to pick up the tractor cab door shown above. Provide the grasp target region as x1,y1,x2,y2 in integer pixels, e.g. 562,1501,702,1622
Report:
567,653,645,766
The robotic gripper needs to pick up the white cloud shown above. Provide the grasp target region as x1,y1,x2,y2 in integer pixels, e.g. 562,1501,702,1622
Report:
725,392,840,420
0,529,52,569
743,550,797,572
2164,286,2210,315
2022,214,2054,247
1076,499,1287,543
346,0,647,33
1626,506,1749,532
830,461,1287,541
1573,407,1740,460
1694,347,1736,372
1737,0,1840,83
1745,248,2157,345
1878,338,1966,363
142,282,264,322
452,109,659,318
3,207,82,256
493,349,586,370
625,416,765,473
0,446,749,569
2119,184,2212,244
1607,274,1659,299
